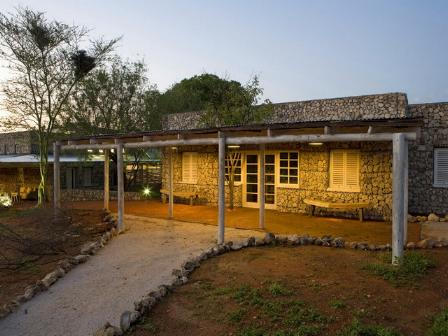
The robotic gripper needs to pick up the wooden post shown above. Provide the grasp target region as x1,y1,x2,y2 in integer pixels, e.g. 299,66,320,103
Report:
218,133,226,244
392,133,406,264
403,140,409,244
259,144,265,229
103,149,110,211
53,141,61,209
168,147,174,219
115,140,125,232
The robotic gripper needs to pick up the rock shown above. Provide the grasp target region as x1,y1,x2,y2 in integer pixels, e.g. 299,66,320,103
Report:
158,285,168,298
332,237,345,248
23,285,36,301
57,259,72,272
428,213,440,222
407,214,417,223
230,242,243,251
406,242,416,250
416,239,431,249
314,238,323,246
254,237,265,246
120,311,132,332
41,268,64,288
378,244,388,251
275,235,288,245
349,242,358,249
263,232,275,244
287,235,299,245
130,310,140,324
417,216,427,222
368,244,378,251
80,241,100,255
73,254,90,264
182,260,197,272
357,242,369,250
434,241,443,248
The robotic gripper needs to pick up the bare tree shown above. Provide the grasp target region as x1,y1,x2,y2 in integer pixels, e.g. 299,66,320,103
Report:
225,151,242,210
0,8,118,206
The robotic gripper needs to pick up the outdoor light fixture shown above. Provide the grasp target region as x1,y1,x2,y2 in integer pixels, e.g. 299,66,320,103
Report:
99,149,104,153
142,187,151,197
227,145,240,149
308,142,323,146
87,149,93,153
171,147,177,150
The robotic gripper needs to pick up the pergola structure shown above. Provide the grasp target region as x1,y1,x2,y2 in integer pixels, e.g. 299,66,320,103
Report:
54,118,420,264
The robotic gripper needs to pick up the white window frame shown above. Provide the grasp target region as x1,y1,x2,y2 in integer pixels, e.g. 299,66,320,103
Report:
277,151,300,188
434,148,448,188
181,152,198,184
328,149,360,192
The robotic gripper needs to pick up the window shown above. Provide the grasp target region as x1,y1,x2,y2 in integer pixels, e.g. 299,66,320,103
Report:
329,150,360,192
82,167,93,187
225,153,242,183
279,152,299,185
434,148,448,187
182,152,198,183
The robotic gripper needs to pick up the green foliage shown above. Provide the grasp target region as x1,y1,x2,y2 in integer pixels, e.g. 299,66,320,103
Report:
159,73,272,127
427,308,448,336
330,299,347,310
237,327,267,336
336,319,401,336
362,251,436,286
228,308,247,323
268,281,292,297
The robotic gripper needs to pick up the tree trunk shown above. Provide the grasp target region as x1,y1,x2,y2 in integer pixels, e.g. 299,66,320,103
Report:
229,177,234,210
37,139,49,207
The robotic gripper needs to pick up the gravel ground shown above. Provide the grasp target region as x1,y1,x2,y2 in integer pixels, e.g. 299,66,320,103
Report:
0,215,263,336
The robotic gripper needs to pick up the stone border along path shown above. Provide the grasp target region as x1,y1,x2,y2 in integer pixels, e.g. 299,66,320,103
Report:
94,232,448,336
0,209,118,320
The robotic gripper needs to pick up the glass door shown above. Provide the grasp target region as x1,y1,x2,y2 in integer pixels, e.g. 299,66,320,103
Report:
243,153,276,209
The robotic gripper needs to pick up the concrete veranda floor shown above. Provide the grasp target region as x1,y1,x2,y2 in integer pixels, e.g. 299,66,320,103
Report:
68,200,421,244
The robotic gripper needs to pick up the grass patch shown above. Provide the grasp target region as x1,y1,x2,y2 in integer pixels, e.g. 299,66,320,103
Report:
337,319,401,336
228,308,247,323
268,281,292,297
362,251,436,286
330,298,347,310
237,327,266,336
137,317,157,333
427,308,448,336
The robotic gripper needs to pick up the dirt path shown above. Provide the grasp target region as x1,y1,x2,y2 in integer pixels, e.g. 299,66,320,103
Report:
0,215,263,336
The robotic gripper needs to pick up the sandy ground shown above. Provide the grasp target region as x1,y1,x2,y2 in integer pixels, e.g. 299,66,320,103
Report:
0,215,263,336
67,200,422,244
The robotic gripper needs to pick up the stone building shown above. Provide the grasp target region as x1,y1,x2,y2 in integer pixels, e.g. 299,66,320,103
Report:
0,131,161,200
160,92,448,220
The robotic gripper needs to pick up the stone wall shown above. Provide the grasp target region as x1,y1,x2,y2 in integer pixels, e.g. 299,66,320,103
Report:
161,143,392,220
0,167,42,194
60,189,146,202
161,146,242,207
408,102,448,214
0,131,38,155
162,93,408,130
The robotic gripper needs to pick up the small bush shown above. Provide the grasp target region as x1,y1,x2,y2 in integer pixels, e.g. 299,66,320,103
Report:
337,319,401,336
427,308,448,336
362,251,436,286
228,308,247,323
268,281,292,297
330,299,346,310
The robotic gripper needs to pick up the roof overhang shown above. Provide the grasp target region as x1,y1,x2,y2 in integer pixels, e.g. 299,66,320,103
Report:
58,118,423,150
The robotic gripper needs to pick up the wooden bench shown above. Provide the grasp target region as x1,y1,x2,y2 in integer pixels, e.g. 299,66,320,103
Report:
303,198,369,222
160,189,197,206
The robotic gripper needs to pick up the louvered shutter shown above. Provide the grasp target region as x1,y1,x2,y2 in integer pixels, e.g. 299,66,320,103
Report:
330,150,360,191
330,151,345,188
345,151,360,190
182,152,198,183
434,149,448,187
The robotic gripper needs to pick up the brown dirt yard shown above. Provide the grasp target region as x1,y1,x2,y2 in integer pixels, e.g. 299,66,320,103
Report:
0,206,109,308
68,200,421,244
129,246,448,336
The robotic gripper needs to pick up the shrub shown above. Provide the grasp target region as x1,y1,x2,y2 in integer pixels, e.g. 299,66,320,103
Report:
427,308,448,336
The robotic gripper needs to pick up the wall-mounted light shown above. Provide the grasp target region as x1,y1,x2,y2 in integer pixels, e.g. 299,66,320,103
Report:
227,145,240,149
171,146,177,150
87,149,93,153
308,142,323,146
99,149,104,153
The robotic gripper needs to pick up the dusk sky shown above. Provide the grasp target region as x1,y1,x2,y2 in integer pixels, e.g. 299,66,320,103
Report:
0,0,447,109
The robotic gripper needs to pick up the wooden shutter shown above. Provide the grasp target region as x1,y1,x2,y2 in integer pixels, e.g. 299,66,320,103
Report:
182,152,198,183
330,151,345,188
345,151,360,190
330,150,360,191
434,149,448,187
